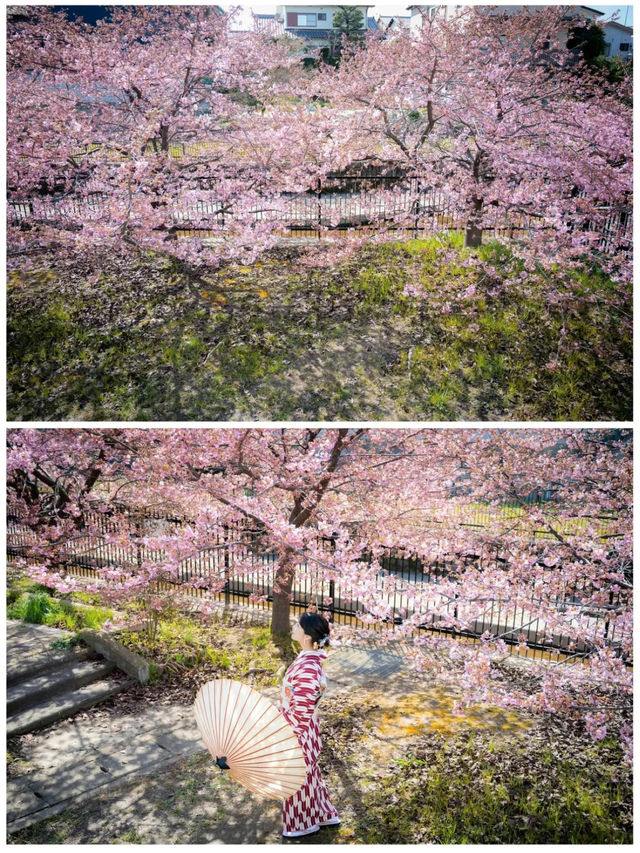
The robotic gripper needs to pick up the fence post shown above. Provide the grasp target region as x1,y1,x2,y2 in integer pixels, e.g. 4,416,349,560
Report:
316,177,322,237
452,592,459,641
412,177,421,240
135,515,143,573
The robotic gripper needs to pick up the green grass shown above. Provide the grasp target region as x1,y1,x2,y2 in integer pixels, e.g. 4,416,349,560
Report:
7,587,113,632
6,579,52,608
111,829,145,844
7,236,631,420
22,591,52,624
51,636,83,651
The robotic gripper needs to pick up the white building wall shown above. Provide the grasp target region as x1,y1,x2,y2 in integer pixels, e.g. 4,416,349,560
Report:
276,5,370,29
603,23,633,58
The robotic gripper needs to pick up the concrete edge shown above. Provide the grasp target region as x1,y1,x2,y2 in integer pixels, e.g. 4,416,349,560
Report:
77,630,151,685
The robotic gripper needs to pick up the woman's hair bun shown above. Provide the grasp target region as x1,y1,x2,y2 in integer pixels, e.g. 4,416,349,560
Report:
299,612,330,648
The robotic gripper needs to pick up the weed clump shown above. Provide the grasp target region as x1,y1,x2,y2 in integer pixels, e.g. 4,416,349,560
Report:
7,585,113,632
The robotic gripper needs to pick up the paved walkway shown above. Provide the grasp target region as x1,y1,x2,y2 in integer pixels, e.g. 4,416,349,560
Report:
6,623,413,834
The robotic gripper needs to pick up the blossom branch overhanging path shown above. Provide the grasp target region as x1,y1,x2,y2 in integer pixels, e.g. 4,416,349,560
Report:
6,428,633,763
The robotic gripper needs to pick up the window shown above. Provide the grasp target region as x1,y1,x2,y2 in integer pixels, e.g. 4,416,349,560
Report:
318,13,326,21
619,42,630,52
286,12,316,27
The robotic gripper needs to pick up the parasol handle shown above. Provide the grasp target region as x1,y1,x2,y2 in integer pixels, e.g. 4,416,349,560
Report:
215,756,230,770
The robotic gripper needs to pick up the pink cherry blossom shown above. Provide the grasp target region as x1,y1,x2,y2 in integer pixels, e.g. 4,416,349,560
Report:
6,427,632,755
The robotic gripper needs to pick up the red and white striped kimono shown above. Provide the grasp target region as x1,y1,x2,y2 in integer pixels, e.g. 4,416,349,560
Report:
279,650,339,837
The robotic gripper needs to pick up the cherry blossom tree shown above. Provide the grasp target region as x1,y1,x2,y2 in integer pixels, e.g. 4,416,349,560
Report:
8,6,631,286
312,5,632,278
7,428,632,760
7,5,307,271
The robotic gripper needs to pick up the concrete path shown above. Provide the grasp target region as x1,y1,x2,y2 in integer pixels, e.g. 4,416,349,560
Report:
6,622,203,833
324,641,413,688
6,623,413,835
7,620,137,739
7,621,79,673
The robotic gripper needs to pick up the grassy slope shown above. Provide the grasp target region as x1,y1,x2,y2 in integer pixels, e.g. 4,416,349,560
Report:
7,236,631,420
118,617,287,690
329,722,633,843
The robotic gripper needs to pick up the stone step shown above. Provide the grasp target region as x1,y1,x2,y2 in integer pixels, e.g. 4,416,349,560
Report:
6,645,95,686
7,659,117,714
7,677,136,738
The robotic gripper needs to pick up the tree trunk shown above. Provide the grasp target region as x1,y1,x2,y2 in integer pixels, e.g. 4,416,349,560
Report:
464,196,484,248
160,123,170,153
271,550,295,636
267,430,353,637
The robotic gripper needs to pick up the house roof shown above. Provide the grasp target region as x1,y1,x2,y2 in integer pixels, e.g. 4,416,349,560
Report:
603,21,633,34
291,28,334,39
288,20,378,37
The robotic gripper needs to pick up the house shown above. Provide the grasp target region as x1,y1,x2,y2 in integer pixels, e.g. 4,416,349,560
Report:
274,4,376,49
253,13,286,36
376,15,411,32
603,21,633,60
407,5,604,37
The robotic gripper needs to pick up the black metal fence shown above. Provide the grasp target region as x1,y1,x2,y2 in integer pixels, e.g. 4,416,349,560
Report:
7,503,630,663
8,174,632,256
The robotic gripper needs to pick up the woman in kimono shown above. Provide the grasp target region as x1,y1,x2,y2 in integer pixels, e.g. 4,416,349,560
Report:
278,612,340,838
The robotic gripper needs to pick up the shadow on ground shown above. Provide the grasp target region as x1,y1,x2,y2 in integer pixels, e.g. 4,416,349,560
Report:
8,243,632,421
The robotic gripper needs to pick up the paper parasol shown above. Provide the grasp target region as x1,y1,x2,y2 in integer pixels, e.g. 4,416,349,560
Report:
193,678,307,800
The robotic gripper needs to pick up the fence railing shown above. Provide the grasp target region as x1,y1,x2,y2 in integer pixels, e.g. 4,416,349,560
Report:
7,503,630,663
8,175,632,256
